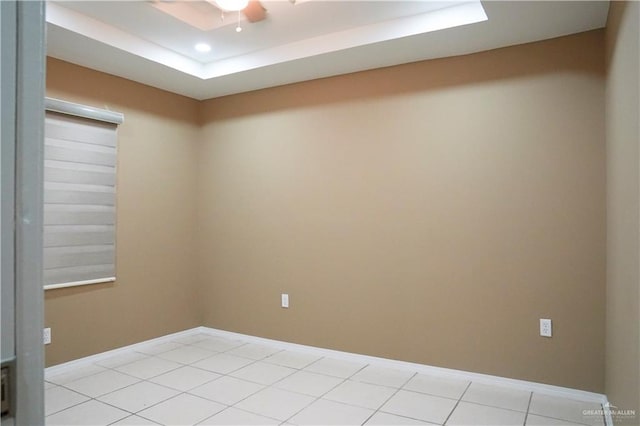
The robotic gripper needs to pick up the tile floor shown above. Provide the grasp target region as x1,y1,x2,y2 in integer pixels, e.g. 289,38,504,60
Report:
45,333,606,426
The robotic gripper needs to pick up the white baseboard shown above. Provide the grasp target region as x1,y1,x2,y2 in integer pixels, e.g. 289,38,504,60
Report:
45,326,610,424
45,328,198,377
197,327,608,405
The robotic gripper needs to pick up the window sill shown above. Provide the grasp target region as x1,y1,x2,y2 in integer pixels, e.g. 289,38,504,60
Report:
44,277,116,291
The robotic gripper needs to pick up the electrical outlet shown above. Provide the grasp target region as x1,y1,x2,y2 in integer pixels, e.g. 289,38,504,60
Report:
43,328,51,345
539,319,552,337
281,293,289,308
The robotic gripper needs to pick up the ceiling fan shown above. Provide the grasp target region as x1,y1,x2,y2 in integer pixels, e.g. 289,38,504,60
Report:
210,0,267,23
149,0,267,32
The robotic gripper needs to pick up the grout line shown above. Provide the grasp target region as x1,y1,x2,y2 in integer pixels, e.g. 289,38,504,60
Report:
45,366,109,386
280,359,349,424
198,379,261,412
458,380,472,400
186,348,327,423
281,360,372,424
399,371,419,388
441,380,472,425
221,404,283,423
360,382,404,425
356,368,421,424
94,396,138,416
454,398,533,417
523,391,534,426
387,386,461,402
360,368,423,424
44,396,92,418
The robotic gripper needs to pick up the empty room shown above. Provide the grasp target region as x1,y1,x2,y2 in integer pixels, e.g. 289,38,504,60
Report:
1,0,638,425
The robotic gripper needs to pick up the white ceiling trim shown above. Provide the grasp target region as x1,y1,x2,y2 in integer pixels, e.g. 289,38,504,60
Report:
202,1,487,79
47,1,486,81
47,2,203,77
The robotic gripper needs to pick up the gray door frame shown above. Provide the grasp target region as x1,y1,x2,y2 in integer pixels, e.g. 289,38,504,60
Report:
1,1,46,424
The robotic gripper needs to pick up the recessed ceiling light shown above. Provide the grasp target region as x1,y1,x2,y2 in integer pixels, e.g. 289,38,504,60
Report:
194,43,211,53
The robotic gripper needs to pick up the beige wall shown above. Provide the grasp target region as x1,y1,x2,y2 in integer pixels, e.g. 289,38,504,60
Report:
198,31,606,392
45,58,201,366
605,0,640,419
45,31,608,393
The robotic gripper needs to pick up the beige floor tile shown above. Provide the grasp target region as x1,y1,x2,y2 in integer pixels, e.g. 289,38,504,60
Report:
234,387,315,421
45,364,107,385
95,351,150,369
64,369,140,398
289,398,374,425
274,370,344,397
97,381,179,413
134,342,184,355
189,375,265,405
171,333,211,345
45,400,128,426
45,386,89,416
526,414,588,425
381,389,457,424
192,337,246,352
323,380,396,409
149,365,220,391
365,412,435,425
115,356,182,379
137,393,225,425
446,401,526,426
304,357,366,379
191,353,256,374
263,350,322,369
403,374,469,400
199,407,281,425
156,345,216,365
227,343,283,360
529,394,604,426
462,382,531,412
230,361,296,385
351,365,415,388
110,415,160,425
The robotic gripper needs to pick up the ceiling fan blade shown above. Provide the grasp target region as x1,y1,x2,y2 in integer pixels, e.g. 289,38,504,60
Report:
243,0,267,23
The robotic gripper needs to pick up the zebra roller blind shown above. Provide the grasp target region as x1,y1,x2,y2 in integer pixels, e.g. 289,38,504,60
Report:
44,99,123,289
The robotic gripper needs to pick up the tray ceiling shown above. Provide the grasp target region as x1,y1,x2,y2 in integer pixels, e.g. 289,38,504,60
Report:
46,1,609,100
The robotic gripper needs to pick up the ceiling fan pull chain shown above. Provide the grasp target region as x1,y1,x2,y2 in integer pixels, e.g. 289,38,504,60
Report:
236,10,242,33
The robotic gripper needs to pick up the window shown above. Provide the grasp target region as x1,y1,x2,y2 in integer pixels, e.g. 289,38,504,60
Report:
43,98,123,290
